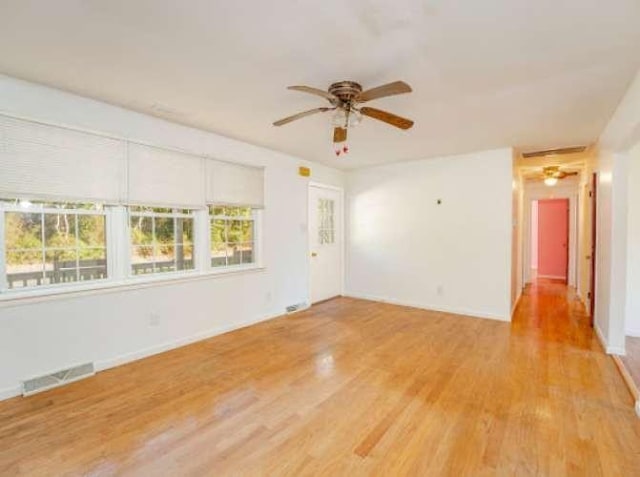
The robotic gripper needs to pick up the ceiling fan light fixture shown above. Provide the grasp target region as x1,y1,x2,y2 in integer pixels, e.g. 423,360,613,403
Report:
544,176,558,187
331,108,362,128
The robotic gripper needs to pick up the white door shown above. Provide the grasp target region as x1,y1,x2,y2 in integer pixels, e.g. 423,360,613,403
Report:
309,184,342,304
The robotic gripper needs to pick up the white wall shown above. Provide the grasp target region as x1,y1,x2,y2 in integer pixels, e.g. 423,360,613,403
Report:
0,75,344,399
346,149,513,321
625,141,640,336
595,65,640,353
511,157,525,312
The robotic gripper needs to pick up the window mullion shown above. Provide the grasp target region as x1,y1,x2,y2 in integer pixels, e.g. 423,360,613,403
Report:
151,216,157,273
0,209,7,291
106,205,128,281
74,213,80,282
195,209,209,272
40,212,46,283
254,209,262,267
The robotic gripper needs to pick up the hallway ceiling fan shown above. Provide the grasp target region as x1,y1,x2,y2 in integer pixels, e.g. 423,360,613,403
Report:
273,80,414,156
539,166,578,186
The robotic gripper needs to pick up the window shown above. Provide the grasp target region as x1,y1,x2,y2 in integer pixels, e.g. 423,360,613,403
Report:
318,198,335,245
2,199,107,289
129,207,195,275
209,206,256,268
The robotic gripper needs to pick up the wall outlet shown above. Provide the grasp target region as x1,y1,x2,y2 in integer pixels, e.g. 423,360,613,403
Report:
149,312,161,327
436,285,444,296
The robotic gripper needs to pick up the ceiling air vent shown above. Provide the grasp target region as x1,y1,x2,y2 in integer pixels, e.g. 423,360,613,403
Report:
22,362,95,396
522,146,587,159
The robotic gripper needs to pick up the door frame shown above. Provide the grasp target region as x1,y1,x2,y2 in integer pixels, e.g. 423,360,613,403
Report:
589,172,598,324
523,184,579,287
535,198,570,282
308,182,345,304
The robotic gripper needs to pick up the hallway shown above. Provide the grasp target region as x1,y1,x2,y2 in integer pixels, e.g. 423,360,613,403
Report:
1,283,639,475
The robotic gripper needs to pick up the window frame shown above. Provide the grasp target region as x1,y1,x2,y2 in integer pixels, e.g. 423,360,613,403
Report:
127,206,197,278
208,205,260,271
0,201,264,302
0,201,108,293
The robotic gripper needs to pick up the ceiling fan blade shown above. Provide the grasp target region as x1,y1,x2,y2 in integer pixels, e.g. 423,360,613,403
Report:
360,107,414,130
273,107,331,126
555,171,578,179
287,85,338,102
333,127,347,143
357,81,412,103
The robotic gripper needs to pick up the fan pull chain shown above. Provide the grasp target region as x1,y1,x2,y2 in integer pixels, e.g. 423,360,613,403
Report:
334,143,349,156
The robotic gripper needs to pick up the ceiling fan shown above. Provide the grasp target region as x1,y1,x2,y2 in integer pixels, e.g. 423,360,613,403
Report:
273,80,414,155
540,166,578,186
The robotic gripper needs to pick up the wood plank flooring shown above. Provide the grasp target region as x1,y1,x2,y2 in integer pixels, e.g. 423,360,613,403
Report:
1,280,639,475
621,336,640,394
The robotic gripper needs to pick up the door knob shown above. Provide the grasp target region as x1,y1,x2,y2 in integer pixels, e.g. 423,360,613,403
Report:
311,252,318,257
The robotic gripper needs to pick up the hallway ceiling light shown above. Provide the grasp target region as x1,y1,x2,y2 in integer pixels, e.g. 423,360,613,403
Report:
539,165,577,186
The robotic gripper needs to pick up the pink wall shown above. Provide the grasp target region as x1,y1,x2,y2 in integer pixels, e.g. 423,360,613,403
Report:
537,199,569,279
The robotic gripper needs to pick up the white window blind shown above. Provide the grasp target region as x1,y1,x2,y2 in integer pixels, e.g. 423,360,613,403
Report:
206,160,264,208
127,143,205,208
0,115,126,203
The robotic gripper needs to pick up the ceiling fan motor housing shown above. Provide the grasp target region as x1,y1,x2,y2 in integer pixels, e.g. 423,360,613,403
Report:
328,81,363,105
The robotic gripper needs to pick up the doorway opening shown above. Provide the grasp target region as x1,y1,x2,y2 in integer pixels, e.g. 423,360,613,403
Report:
531,198,570,283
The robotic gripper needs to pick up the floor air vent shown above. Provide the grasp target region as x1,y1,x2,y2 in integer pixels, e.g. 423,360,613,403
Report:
22,362,95,396
286,302,307,314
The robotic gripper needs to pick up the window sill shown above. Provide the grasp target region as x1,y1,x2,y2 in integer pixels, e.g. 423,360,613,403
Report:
0,265,266,308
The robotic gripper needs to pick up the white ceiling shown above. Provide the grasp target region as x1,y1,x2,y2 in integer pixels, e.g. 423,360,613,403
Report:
1,0,639,169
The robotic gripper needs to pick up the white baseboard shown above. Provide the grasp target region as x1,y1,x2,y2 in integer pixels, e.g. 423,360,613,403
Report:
0,310,283,403
594,323,626,355
95,310,281,372
0,385,22,401
595,323,608,351
607,346,627,355
626,328,640,338
537,274,567,280
344,291,510,322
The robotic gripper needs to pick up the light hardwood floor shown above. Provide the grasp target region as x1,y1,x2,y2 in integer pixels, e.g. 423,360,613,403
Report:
1,280,639,476
621,336,640,394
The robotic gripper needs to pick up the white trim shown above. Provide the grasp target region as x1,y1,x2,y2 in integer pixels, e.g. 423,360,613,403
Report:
537,274,568,280
511,289,523,317
595,323,607,350
309,181,343,191
594,322,626,355
626,328,640,338
0,307,284,402
608,346,626,356
308,182,345,304
0,385,22,401
0,208,6,291
95,309,281,372
0,265,265,308
523,186,580,288
636,400,640,418
345,291,511,322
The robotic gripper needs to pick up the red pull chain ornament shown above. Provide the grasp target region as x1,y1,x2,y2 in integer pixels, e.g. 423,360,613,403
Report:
334,142,349,156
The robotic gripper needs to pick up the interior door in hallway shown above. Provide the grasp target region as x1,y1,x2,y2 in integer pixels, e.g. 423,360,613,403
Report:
309,184,342,304
537,198,569,281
